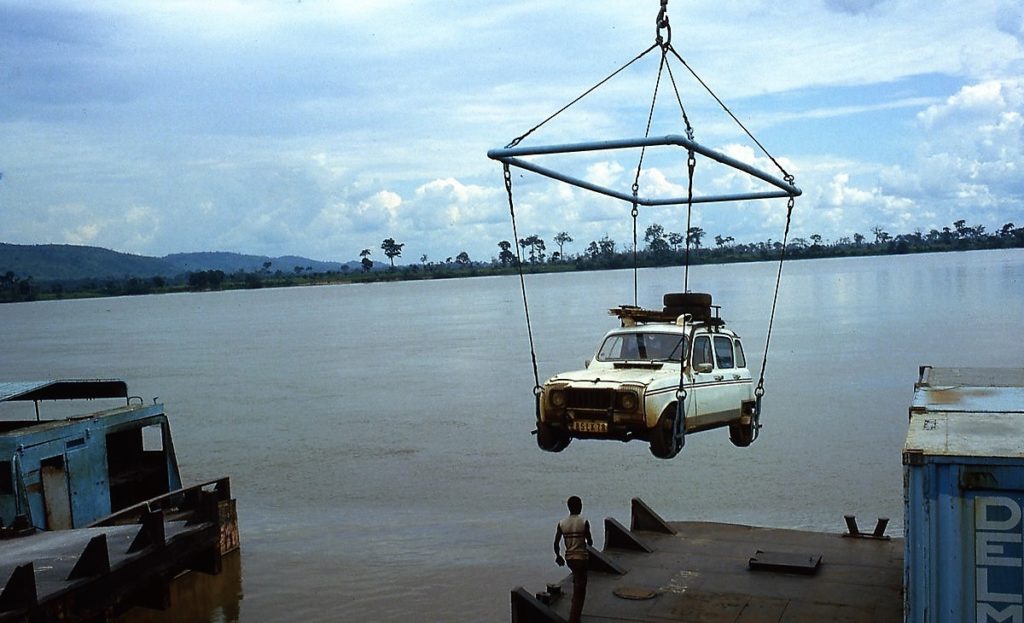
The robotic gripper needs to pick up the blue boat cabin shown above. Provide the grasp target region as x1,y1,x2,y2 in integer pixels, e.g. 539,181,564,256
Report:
0,380,183,531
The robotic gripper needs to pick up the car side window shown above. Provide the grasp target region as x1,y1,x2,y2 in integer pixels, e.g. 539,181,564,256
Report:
692,336,713,368
734,339,747,368
714,336,734,369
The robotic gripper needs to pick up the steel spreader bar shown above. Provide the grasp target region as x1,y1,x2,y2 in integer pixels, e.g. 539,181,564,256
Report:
487,135,801,207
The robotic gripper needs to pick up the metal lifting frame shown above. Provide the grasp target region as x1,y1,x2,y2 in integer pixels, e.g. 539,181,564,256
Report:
488,135,802,207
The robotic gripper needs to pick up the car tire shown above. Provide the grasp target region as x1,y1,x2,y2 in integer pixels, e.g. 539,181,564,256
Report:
663,292,712,308
729,422,755,447
649,407,681,459
663,304,712,319
537,423,571,452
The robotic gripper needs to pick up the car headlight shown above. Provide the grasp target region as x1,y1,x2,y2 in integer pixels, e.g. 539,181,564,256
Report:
549,390,566,407
618,391,638,411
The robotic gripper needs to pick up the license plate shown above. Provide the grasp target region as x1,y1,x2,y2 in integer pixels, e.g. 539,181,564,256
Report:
570,420,608,434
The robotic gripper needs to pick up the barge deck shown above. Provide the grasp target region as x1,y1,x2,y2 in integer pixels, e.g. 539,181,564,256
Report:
513,498,902,623
0,479,237,622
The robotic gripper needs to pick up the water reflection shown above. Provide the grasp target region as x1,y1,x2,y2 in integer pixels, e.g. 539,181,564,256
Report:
114,551,242,623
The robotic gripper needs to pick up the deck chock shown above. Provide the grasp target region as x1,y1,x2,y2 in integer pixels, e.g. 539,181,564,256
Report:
586,545,627,575
604,517,653,553
748,549,822,575
67,533,112,580
843,514,891,540
129,509,167,553
630,498,675,535
0,563,38,611
511,586,564,623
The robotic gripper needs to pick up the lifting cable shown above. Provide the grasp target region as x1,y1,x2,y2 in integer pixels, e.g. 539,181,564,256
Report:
754,195,795,426
499,18,664,401
630,39,667,306
504,43,660,150
503,164,542,400
497,0,798,421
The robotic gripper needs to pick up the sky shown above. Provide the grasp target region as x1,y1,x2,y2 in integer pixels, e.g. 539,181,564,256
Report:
1,0,1022,265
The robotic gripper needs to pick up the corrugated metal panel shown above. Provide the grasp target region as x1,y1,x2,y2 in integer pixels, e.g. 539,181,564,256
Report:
911,366,1024,415
0,380,127,403
923,367,1024,388
905,412,1024,459
905,366,1024,623
0,381,57,403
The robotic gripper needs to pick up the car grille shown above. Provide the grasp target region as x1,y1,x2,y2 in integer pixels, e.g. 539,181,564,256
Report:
565,388,614,410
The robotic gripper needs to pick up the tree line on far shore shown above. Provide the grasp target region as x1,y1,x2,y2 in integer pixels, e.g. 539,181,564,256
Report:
2,219,1021,303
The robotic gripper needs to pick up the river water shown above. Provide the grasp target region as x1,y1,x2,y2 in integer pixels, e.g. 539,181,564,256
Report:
2,249,1022,622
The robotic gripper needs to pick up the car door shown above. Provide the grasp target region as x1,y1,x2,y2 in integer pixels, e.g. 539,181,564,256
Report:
711,335,746,423
688,334,721,430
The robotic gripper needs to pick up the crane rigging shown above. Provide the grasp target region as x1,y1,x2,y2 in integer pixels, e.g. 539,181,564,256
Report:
488,1,801,458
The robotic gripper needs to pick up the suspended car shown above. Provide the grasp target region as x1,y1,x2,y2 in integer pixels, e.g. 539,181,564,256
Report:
491,1,799,459
536,293,758,459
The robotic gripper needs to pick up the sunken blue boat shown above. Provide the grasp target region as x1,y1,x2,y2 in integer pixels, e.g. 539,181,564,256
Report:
0,379,238,622
0,379,185,531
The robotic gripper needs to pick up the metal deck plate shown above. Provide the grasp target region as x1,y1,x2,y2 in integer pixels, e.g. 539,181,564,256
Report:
748,550,822,574
530,520,903,623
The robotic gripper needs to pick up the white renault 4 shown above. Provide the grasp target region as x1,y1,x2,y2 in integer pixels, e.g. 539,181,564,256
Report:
536,293,758,459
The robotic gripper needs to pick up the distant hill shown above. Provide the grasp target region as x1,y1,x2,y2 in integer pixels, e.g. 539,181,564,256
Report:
163,252,346,275
0,243,177,282
0,243,353,282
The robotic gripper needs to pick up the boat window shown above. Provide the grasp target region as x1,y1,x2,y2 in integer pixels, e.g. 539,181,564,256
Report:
0,461,12,494
734,339,747,368
107,426,170,512
714,336,735,369
692,336,713,368
597,333,686,362
142,424,164,452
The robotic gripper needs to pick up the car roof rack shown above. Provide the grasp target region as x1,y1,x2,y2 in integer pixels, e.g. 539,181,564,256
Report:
609,305,725,328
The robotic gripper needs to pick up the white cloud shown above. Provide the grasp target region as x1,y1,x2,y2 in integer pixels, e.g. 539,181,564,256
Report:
584,161,625,188
311,189,402,239
997,3,1024,44
824,0,886,16
412,178,501,229
919,81,1011,128
63,223,101,246
903,79,1023,208
363,190,402,223
772,78,1023,243
1,2,1023,262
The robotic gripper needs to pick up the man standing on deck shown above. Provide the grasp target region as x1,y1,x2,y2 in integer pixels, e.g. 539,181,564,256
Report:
554,495,593,623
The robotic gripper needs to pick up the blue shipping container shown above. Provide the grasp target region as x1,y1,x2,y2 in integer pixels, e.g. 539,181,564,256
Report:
904,366,1024,623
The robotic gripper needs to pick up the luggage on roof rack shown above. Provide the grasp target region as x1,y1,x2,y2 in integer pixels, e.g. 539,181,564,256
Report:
610,293,722,327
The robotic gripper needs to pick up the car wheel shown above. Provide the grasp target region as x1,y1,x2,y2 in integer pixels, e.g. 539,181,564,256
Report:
649,407,681,459
537,423,571,452
663,292,712,308
729,422,755,447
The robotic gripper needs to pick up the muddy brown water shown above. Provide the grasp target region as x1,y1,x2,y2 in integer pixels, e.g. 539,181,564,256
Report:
2,249,1021,622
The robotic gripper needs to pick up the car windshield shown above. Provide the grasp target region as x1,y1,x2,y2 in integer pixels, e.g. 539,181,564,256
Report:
597,332,687,362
